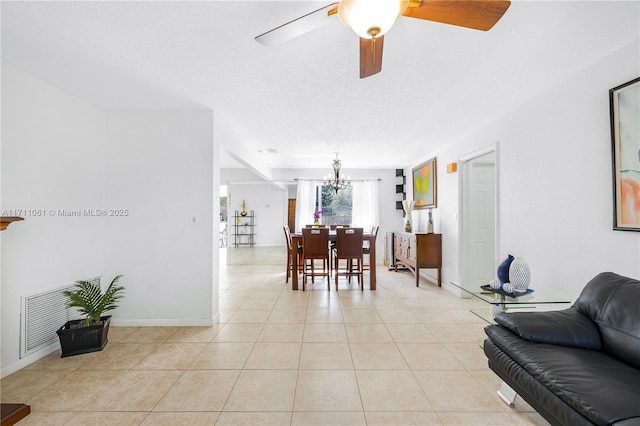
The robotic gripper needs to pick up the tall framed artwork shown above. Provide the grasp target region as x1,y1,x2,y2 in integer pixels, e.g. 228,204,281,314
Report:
412,157,437,209
610,76,640,231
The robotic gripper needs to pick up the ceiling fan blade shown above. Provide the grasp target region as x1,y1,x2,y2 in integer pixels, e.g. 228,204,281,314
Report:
255,3,338,46
360,36,384,79
403,0,511,31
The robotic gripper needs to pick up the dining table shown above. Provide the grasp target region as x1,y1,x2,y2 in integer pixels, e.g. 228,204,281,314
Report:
290,230,377,290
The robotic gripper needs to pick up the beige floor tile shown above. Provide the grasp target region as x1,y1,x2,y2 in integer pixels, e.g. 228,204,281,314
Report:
215,411,292,425
341,308,382,324
141,411,220,425
345,323,393,342
365,411,442,425
23,349,97,371
299,342,354,370
227,309,272,324
397,343,465,370
166,325,222,342
92,370,183,411
0,370,69,402
429,323,487,343
119,326,180,343
356,370,433,412
377,309,421,323
107,326,138,342
291,411,366,425
258,323,304,342
78,342,159,370
135,342,207,369
303,323,348,342
189,342,254,369
5,411,75,425
305,308,344,323
65,411,148,425
244,342,301,369
350,342,408,369
274,297,309,310
239,298,277,310
291,411,367,426
224,370,297,411
154,369,240,411
28,370,127,411
385,323,440,343
437,411,544,425
414,370,505,412
445,342,490,371
266,308,307,323
4,249,547,425
294,370,362,412
212,323,263,342
337,293,374,309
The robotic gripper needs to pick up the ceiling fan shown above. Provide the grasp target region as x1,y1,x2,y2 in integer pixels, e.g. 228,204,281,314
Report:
255,0,511,79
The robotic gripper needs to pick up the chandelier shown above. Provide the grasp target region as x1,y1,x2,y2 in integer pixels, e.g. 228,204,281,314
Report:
324,153,351,194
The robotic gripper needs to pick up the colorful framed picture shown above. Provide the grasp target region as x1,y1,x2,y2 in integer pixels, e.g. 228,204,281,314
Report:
610,76,640,231
412,157,437,209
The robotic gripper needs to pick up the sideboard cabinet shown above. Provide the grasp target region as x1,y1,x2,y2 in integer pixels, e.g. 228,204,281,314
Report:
393,232,442,287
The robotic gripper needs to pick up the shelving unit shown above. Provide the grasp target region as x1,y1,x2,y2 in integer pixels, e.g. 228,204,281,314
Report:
232,210,255,247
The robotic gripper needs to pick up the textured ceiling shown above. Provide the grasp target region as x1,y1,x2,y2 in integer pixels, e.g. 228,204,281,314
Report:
2,1,639,171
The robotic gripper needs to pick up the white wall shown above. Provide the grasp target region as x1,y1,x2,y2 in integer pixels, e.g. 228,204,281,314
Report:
410,39,640,300
103,110,214,326
1,64,216,376
1,63,105,373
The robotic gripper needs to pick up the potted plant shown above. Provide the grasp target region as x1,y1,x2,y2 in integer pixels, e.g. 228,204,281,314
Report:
56,275,125,357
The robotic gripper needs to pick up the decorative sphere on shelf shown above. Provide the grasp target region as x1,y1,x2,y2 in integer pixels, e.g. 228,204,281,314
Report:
509,257,531,293
489,280,502,290
502,282,515,294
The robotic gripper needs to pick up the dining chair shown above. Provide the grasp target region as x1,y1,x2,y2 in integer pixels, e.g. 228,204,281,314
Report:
301,227,331,291
362,226,379,272
283,226,302,283
334,227,364,291
330,224,350,230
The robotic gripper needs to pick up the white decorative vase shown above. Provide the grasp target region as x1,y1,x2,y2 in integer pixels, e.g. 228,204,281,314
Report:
402,201,414,233
509,257,531,293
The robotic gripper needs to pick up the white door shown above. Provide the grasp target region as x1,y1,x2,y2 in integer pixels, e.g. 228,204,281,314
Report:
461,149,497,293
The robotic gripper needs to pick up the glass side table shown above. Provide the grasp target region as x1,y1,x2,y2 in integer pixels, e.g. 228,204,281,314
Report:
451,280,572,406
450,281,572,323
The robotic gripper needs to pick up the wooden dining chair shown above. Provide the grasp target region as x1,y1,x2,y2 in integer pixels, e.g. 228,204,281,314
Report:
301,227,331,291
362,226,379,272
334,227,364,291
283,226,302,283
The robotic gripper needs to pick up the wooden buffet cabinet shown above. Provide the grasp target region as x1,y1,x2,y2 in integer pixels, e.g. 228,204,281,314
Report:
393,232,442,287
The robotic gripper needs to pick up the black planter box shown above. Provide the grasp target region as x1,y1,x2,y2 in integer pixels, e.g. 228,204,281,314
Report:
56,315,111,358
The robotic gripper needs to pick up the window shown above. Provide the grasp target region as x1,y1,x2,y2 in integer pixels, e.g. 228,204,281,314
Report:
316,185,352,226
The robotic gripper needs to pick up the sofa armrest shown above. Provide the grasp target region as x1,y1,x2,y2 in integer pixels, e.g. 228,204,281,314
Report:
494,307,602,350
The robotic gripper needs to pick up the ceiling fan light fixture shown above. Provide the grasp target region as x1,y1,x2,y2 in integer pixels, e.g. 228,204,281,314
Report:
338,0,410,39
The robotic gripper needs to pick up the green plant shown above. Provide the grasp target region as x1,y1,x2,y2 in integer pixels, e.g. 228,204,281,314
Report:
63,275,125,325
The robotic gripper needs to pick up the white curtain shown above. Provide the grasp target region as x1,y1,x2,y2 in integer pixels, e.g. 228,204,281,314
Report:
351,180,379,231
295,180,316,233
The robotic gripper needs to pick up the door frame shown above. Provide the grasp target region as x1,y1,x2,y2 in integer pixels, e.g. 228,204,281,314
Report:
458,142,499,293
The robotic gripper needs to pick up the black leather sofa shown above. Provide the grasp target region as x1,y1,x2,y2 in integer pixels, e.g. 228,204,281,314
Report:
484,272,640,426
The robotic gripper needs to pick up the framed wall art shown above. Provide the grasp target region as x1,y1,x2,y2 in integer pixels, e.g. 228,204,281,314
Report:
412,157,437,209
610,76,640,231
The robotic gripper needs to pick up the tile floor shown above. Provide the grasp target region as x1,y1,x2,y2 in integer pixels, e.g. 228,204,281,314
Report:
1,247,549,425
